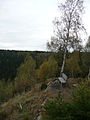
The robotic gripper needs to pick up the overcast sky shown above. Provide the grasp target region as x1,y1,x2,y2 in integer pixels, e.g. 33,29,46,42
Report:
0,0,90,51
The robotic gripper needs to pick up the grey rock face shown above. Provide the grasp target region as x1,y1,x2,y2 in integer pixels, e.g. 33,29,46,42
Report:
62,73,68,81
45,80,61,92
50,80,60,89
37,114,42,120
58,77,66,84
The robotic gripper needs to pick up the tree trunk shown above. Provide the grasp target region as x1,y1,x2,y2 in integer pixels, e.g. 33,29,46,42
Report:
71,70,73,78
60,48,67,76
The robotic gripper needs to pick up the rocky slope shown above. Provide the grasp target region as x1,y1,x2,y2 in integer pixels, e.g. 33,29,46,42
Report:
0,78,84,120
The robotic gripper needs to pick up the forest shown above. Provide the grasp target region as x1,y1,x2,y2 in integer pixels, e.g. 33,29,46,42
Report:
0,0,90,119
0,49,89,82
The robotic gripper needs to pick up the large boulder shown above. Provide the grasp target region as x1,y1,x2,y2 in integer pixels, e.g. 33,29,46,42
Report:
58,77,66,87
58,77,66,84
46,80,60,92
58,73,68,87
62,73,68,81
50,80,61,89
37,114,42,120
45,73,68,91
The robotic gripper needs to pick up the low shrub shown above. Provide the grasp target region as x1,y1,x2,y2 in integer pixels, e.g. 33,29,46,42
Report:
43,81,90,120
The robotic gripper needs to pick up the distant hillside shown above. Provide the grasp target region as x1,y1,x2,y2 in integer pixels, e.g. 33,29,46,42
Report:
0,50,52,81
0,49,89,81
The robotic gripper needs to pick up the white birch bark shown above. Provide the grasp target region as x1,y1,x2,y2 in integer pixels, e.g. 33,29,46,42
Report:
60,48,67,76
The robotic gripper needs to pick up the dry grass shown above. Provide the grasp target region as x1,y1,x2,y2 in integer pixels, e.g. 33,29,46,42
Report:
0,78,86,120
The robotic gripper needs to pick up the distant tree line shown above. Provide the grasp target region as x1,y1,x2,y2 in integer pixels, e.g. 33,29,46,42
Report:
0,49,89,82
0,50,51,81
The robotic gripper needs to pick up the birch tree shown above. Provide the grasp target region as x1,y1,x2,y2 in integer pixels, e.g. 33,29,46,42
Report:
47,0,85,76
85,36,90,79
85,36,90,52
